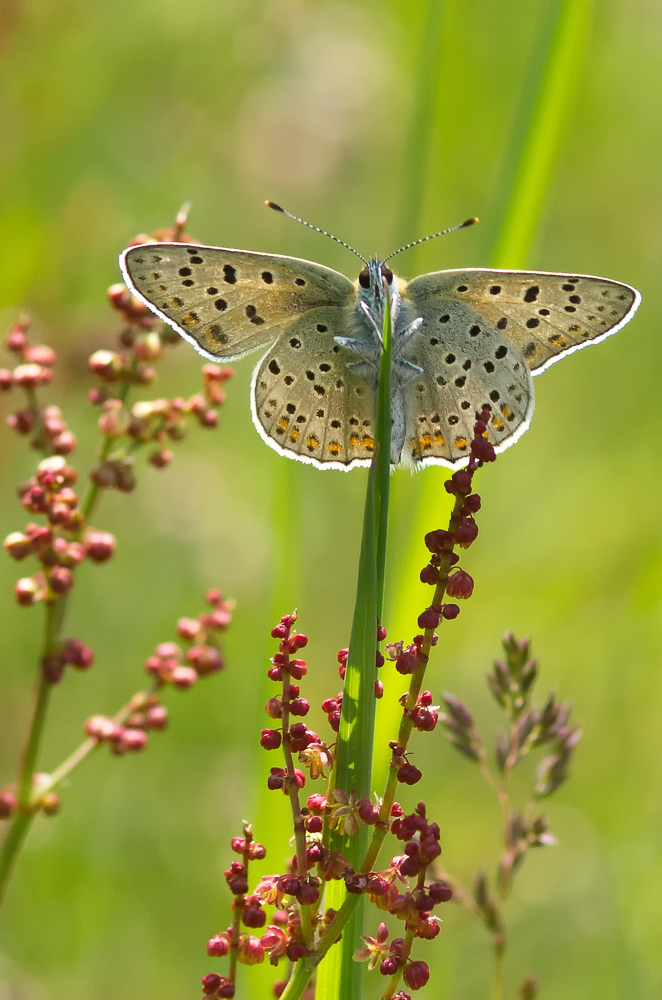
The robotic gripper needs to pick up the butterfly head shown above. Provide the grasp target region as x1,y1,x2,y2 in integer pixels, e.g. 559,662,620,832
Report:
357,257,395,321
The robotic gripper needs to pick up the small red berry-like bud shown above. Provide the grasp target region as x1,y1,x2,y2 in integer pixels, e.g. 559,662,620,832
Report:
187,645,223,676
243,904,267,928
400,854,421,877
463,493,481,513
419,564,438,585
260,729,282,750
286,941,308,962
88,350,124,382
4,532,32,560
145,705,168,729
201,972,222,995
450,470,472,495
90,461,118,488
13,363,48,388
291,633,308,650
61,638,94,669
428,880,453,903
345,873,369,894
377,625,387,641
149,447,173,469
417,608,440,631
267,769,284,790
41,792,61,816
424,529,453,553
122,729,148,751
471,436,496,463
0,790,18,818
307,793,326,814
397,764,423,786
226,872,249,895
134,332,163,362
265,697,283,719
305,815,323,833
199,409,219,428
177,617,200,640
380,957,398,976
375,679,384,698
357,797,378,824
403,961,430,990
396,651,419,675
271,623,289,639
441,604,460,620
207,934,230,957
289,698,310,717
84,530,116,562
53,431,76,455
454,519,478,547
446,570,474,599
0,369,12,390
5,325,27,352
24,344,56,367
49,566,73,595
171,666,198,688
296,882,320,905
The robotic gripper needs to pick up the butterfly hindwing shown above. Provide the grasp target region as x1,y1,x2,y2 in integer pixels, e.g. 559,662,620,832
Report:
251,306,376,469
121,243,356,362
399,300,533,467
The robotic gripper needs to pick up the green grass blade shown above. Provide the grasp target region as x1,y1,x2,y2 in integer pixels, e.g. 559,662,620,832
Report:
315,292,393,1000
374,0,593,784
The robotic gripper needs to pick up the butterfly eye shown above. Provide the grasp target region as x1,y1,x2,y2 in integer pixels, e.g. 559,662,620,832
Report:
381,265,393,285
358,268,370,289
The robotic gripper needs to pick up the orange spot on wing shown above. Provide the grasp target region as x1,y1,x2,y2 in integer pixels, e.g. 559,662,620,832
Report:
182,313,199,326
289,428,300,442
362,436,374,452
349,434,360,447
454,437,468,450
306,435,319,451
420,434,432,451
433,432,445,446
328,442,343,455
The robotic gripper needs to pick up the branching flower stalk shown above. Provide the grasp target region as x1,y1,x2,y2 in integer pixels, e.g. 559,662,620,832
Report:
436,634,580,1000
0,207,233,906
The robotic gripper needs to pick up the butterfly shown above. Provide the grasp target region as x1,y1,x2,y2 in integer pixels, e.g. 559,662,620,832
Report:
120,208,640,471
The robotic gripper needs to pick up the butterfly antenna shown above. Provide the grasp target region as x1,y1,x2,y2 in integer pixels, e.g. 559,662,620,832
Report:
382,216,479,264
266,201,369,266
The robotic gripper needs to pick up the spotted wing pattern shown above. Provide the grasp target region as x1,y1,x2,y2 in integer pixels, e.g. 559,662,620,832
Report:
400,268,640,467
121,243,356,362
251,306,377,470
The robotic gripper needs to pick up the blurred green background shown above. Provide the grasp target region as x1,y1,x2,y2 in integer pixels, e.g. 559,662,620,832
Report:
0,0,660,998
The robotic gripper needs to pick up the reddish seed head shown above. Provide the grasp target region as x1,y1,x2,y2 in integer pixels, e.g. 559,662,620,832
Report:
396,651,419,675
305,815,323,833
84,530,116,563
4,531,32,560
187,645,223,676
0,790,18,818
286,941,308,962
380,957,398,976
271,623,289,639
417,608,440,631
446,570,474,599
397,764,423,786
49,566,73,595
306,793,326,814
260,729,282,750
296,882,320,905
290,698,310,717
428,880,453,904
291,633,308,650
424,529,453,553
207,934,230,957
419,563,438,585
171,665,198,688
201,973,222,995
243,904,267,928
403,961,430,990
265,697,283,719
450,469,473,495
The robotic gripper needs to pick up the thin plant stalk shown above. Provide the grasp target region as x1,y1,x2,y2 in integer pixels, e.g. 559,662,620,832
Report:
289,290,393,1000
0,378,136,907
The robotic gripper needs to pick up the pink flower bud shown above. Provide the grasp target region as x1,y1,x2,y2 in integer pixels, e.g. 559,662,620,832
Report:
0,790,18,818
24,345,57,367
61,638,94,669
417,608,440,631
98,400,128,437
186,645,223,676
133,332,163,362
4,532,32,560
8,409,34,434
149,448,173,468
84,530,116,562
177,617,200,640
201,973,222,995
199,409,219,428
88,350,124,382
171,665,198,688
403,960,430,990
52,431,76,455
5,325,27,352
207,934,230,957
15,577,40,605
122,729,148,751
260,729,282,750
0,369,13,390
13,363,47,388
446,570,474,599
145,704,168,729
49,566,73,595
397,764,423,786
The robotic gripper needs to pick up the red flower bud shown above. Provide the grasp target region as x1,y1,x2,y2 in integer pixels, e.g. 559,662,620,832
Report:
84,530,116,562
403,960,430,990
446,570,474,599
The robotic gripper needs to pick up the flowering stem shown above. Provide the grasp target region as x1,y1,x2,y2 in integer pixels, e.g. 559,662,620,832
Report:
281,673,314,947
79,372,134,527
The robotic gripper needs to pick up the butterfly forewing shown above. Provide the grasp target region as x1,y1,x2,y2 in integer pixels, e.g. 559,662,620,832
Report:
121,243,355,362
406,269,640,374
252,307,376,469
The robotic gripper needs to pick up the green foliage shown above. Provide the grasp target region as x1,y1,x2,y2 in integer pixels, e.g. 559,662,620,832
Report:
0,0,660,998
